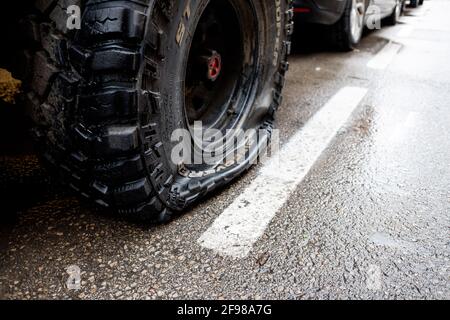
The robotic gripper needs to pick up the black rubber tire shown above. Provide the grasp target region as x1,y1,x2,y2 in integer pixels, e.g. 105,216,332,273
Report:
329,0,365,51
24,0,294,222
386,1,401,26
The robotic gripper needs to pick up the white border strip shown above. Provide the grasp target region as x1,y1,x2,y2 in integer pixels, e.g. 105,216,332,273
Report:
367,42,402,70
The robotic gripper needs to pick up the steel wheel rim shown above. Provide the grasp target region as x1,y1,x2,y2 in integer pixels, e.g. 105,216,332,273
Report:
395,1,402,21
350,0,365,42
184,0,256,137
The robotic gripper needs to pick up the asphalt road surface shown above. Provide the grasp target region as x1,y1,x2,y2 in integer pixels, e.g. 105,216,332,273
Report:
1,1,449,300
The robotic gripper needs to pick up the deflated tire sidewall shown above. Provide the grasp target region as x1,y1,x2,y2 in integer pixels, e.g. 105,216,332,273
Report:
141,0,292,210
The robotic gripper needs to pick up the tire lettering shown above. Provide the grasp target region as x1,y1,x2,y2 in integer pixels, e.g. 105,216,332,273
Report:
176,1,192,46
273,0,282,66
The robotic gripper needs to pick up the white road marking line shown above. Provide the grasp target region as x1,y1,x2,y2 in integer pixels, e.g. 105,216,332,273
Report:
404,111,419,129
367,42,402,70
389,111,420,143
197,87,368,258
397,25,414,38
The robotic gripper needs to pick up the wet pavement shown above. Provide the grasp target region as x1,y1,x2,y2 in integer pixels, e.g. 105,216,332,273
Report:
0,2,449,299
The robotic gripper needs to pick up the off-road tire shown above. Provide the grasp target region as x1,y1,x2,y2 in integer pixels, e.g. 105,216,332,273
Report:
22,0,294,222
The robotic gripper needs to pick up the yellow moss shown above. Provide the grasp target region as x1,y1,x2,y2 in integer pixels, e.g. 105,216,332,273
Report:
0,68,22,104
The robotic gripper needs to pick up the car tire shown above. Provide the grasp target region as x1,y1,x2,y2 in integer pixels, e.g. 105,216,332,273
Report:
23,0,294,222
330,0,366,51
386,0,402,26
401,0,406,13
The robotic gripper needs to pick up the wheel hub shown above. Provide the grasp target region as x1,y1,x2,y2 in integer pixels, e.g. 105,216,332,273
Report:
204,50,222,82
184,0,246,131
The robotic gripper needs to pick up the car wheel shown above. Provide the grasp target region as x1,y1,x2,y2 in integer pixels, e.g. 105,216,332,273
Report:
401,0,407,13
23,0,294,222
330,0,366,51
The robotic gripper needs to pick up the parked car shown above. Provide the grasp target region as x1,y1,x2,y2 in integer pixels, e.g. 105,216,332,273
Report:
294,0,405,50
